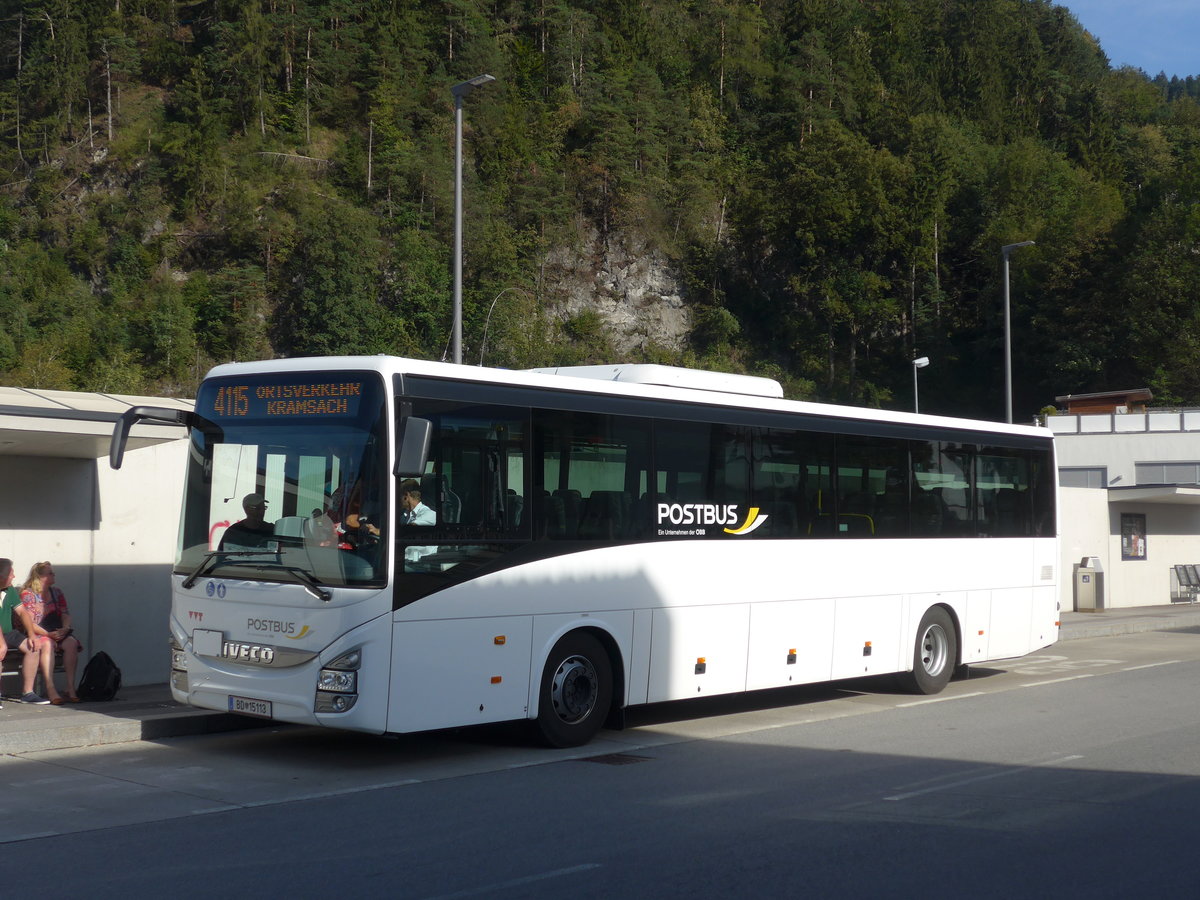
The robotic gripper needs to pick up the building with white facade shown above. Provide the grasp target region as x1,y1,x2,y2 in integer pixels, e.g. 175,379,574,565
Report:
1049,390,1200,611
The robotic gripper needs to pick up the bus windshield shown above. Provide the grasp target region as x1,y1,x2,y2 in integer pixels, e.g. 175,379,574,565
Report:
178,372,389,590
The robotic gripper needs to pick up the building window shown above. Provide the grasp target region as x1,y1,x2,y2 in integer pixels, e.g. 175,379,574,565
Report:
1059,467,1106,489
1135,462,1200,485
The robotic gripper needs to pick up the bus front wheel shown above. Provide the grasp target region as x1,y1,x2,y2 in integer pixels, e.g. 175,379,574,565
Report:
901,607,957,695
535,632,613,748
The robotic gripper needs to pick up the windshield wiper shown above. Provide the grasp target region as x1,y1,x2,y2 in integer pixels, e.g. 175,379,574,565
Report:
277,565,332,602
182,550,269,589
181,551,332,601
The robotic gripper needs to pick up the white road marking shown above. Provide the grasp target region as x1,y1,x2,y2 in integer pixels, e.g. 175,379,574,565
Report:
896,691,986,707
1020,674,1095,687
884,755,1083,801
422,864,603,899
1121,660,1181,672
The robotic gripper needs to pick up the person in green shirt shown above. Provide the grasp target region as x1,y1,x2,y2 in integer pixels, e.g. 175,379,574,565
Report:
0,557,54,705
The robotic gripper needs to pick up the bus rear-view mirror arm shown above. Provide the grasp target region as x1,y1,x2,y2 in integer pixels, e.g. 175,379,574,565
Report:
110,406,199,470
395,416,432,478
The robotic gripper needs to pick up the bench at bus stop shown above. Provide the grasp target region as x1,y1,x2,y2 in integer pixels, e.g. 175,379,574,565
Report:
0,643,66,700
1170,565,1200,603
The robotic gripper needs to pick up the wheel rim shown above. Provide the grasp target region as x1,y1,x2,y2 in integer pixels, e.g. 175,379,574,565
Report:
550,654,598,724
919,623,950,677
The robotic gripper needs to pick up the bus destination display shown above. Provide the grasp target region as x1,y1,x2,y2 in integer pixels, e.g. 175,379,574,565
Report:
206,380,364,419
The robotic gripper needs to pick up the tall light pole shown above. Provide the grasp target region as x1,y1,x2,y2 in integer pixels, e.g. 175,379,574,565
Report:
1001,240,1035,424
912,356,929,414
451,73,496,365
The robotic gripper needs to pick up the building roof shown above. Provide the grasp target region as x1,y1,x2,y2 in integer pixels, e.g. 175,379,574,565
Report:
1054,388,1153,413
0,387,192,460
1107,486,1200,506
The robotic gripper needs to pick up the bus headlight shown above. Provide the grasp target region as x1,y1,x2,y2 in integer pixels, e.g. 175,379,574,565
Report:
316,648,361,713
317,668,357,693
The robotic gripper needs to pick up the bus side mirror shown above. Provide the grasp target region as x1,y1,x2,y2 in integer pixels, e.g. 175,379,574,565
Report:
395,417,432,477
110,406,194,469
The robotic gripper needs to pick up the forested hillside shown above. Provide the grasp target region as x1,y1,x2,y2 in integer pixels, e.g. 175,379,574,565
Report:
1,0,1199,419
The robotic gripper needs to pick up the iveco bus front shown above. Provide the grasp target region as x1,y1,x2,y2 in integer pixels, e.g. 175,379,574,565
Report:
111,359,426,733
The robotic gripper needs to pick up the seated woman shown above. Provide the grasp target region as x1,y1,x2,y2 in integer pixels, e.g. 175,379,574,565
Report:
19,561,81,704
0,557,59,705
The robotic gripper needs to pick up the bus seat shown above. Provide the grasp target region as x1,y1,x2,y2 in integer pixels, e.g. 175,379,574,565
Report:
910,488,942,535
505,489,524,528
554,489,582,537
762,500,798,536
540,490,566,538
273,516,306,538
578,490,628,540
935,487,971,535
992,487,1024,536
873,487,908,536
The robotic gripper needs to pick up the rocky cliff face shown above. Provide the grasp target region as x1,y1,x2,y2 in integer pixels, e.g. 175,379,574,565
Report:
542,225,691,354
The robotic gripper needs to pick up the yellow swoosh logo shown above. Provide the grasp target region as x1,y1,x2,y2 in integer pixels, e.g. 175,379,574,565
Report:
285,626,311,640
724,507,769,535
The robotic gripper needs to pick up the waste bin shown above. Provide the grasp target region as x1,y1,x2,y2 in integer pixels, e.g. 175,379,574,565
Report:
1073,556,1105,611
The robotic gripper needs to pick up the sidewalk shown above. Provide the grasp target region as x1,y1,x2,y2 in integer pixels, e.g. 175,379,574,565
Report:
4,603,1200,756
0,683,268,754
1059,601,1200,641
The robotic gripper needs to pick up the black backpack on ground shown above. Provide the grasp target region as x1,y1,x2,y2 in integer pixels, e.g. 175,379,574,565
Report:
76,651,122,701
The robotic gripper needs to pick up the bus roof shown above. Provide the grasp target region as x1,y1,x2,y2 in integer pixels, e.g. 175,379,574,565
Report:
203,356,1050,442
528,364,784,398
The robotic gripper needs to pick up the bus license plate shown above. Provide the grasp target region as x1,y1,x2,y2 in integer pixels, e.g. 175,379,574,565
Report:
228,695,272,718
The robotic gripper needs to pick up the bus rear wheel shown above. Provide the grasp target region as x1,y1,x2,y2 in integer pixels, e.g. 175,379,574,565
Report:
535,632,613,748
901,607,957,695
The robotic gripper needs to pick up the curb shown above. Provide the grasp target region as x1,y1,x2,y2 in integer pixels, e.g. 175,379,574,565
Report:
2,709,270,755
1059,609,1200,642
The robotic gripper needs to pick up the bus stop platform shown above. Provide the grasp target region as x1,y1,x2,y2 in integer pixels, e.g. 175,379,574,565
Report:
0,684,269,754
5,603,1200,755
1059,602,1200,640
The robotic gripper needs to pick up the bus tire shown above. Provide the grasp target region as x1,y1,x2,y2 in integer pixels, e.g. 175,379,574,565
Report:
901,606,957,695
535,632,613,748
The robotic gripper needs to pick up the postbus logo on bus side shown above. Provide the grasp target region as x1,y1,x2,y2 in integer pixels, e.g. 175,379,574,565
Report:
655,503,769,537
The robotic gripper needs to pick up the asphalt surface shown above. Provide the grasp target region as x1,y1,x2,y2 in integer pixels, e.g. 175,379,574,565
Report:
4,602,1199,754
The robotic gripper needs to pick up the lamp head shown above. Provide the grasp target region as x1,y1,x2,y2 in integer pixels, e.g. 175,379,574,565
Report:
912,356,930,369
1001,240,1035,256
451,73,497,98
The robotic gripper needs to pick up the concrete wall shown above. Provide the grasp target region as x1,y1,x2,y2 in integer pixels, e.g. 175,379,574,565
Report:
1,440,187,686
1059,486,1110,611
1055,428,1200,483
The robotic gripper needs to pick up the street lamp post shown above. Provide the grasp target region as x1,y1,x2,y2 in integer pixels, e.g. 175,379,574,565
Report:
1001,240,1035,424
912,356,930,414
451,74,496,366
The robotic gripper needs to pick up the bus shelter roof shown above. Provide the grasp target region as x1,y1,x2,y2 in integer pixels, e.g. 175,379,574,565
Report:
0,387,192,460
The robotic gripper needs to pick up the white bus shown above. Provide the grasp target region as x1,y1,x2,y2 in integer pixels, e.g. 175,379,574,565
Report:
111,357,1059,747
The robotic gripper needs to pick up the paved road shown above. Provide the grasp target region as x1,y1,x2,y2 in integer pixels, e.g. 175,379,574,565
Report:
4,628,1200,897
